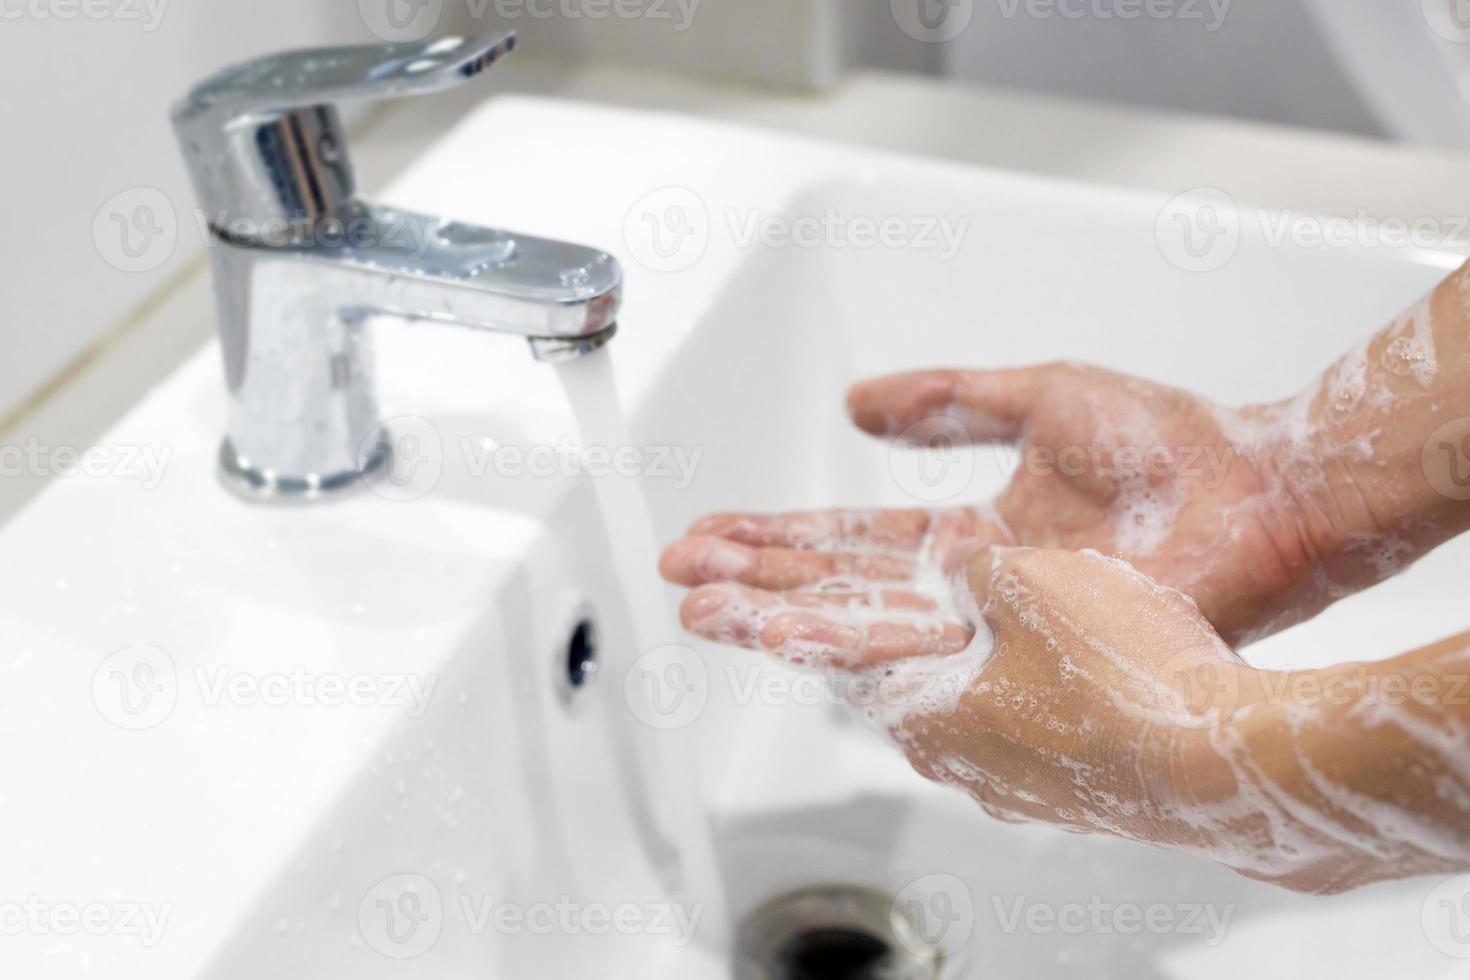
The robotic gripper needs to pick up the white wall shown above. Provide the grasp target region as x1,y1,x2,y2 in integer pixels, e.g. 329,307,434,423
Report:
439,0,839,87
0,4,381,422
925,0,1385,136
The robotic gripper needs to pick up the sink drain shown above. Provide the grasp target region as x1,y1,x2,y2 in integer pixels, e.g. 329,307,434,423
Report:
734,886,944,980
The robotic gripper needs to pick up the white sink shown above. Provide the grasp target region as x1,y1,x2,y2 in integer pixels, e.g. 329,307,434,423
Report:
3,97,1466,979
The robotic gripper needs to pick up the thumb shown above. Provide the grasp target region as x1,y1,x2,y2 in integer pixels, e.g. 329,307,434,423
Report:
845,365,1062,445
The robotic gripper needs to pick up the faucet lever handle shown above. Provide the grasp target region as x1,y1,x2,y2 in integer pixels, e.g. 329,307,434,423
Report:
176,34,517,123
172,34,517,231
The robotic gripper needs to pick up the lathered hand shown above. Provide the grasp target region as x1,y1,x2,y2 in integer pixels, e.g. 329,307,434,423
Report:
667,258,1470,649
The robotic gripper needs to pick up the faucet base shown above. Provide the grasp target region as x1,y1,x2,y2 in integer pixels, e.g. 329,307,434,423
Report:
217,438,391,504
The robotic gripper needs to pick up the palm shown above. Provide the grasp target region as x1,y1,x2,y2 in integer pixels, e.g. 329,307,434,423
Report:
661,363,1312,663
982,367,1308,643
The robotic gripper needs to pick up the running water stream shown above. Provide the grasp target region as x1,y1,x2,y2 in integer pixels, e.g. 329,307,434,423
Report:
554,348,729,948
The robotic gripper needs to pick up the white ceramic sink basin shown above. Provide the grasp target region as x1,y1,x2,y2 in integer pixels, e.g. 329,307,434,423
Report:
3,97,1467,979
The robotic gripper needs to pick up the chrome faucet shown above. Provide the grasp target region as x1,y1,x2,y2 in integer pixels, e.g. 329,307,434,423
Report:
171,34,622,501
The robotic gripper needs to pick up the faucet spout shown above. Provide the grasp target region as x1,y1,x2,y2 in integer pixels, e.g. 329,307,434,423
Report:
173,36,626,502
299,205,622,348
206,203,622,502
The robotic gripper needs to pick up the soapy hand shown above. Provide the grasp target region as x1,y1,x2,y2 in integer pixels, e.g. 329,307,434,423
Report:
666,538,1470,895
663,362,1328,650
659,265,1470,894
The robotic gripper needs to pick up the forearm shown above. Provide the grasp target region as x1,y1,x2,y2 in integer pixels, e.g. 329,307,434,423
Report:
1263,261,1470,592
1222,631,1470,892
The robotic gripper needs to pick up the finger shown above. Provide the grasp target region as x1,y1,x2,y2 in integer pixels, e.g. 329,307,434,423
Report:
761,613,973,667
679,584,938,633
679,583,971,666
845,365,1064,443
660,535,915,589
783,589,939,612
687,509,932,551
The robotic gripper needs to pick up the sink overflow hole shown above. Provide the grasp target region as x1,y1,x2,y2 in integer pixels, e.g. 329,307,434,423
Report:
565,619,598,690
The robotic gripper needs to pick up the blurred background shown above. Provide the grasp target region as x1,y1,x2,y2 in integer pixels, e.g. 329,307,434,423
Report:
2,1,1466,428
